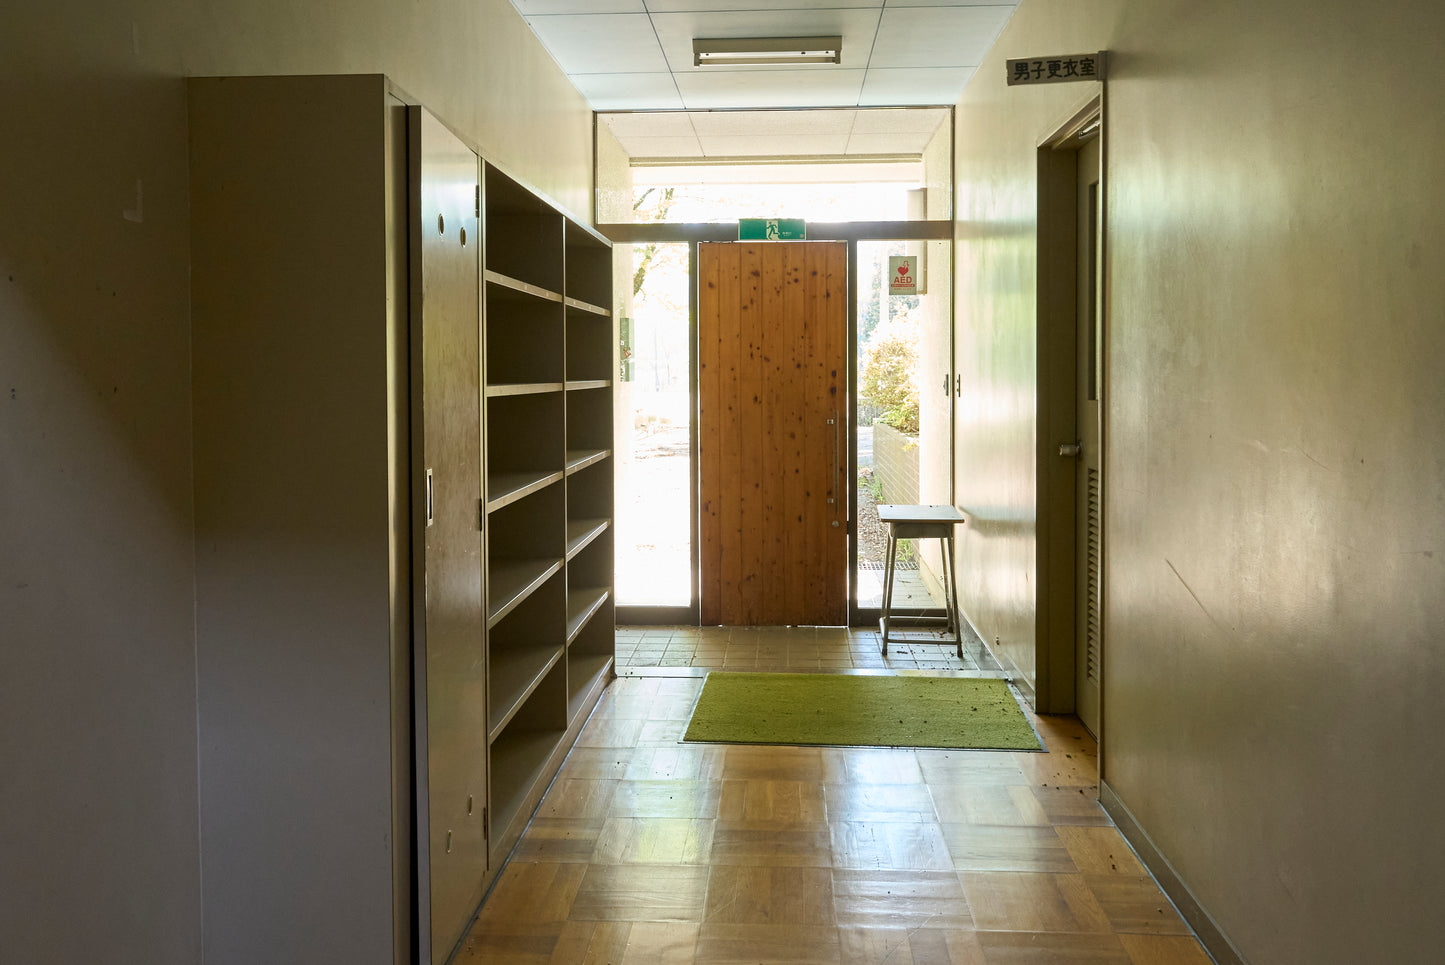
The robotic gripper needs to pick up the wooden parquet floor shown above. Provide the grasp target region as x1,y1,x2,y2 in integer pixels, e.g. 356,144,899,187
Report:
458,629,1212,964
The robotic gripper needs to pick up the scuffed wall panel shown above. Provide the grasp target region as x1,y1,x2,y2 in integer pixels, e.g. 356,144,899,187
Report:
0,1,593,962
953,0,1445,962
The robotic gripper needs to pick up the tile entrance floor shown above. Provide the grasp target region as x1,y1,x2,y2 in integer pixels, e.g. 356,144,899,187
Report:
459,628,1213,964
615,626,1000,674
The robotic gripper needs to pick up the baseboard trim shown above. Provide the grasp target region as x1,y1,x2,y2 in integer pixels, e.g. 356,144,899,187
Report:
957,608,1035,707
1099,781,1245,965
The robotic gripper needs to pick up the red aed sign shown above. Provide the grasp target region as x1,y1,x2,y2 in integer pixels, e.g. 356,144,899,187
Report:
888,256,918,296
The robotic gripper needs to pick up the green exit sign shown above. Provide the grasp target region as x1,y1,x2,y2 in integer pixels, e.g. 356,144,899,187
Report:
738,218,806,241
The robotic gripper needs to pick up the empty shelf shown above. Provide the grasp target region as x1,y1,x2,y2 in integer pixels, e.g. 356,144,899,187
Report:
566,587,610,644
564,449,609,475
489,643,565,740
565,379,610,392
488,470,564,512
484,269,562,303
565,518,609,559
563,296,610,316
566,652,614,723
488,726,565,854
486,382,564,397
488,558,563,627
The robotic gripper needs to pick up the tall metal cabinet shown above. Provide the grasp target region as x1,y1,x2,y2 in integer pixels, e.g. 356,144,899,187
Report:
189,74,613,965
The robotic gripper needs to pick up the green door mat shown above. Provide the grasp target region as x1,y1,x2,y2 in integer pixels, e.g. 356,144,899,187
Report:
683,672,1041,751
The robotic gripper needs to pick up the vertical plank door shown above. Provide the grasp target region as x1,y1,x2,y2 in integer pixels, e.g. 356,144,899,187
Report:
699,241,848,625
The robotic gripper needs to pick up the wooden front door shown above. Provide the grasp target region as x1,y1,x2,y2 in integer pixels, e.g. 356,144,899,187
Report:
698,241,848,626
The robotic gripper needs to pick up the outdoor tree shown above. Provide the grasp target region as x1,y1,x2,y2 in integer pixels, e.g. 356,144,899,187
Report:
859,305,920,435
631,186,677,298
628,188,689,390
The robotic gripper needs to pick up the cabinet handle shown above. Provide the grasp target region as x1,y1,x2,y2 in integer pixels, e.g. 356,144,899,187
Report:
425,468,434,527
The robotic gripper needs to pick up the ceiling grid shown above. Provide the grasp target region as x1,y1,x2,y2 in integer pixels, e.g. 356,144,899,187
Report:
509,1,1013,161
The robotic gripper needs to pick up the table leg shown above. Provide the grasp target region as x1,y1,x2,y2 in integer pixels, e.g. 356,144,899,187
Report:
880,530,897,655
945,534,961,658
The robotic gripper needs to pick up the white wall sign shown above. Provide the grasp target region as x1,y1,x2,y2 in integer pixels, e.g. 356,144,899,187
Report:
1006,51,1107,86
888,256,918,297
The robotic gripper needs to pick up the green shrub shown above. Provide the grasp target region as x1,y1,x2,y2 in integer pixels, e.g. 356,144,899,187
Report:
859,311,919,435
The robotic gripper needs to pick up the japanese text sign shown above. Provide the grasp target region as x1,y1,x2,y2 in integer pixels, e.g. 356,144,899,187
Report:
1005,52,1107,86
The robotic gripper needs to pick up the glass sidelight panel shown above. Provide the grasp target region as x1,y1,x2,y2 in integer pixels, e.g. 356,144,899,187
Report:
614,242,692,606
855,239,953,612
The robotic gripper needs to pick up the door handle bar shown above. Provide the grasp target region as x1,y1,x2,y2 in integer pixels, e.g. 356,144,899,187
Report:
835,410,841,517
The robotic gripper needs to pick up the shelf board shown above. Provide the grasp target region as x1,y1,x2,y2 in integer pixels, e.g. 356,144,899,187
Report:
565,379,611,392
566,587,611,644
488,643,565,741
488,726,565,852
565,217,612,248
487,558,563,628
565,517,610,559
564,449,610,475
568,651,613,688
485,269,562,303
486,382,564,398
564,296,610,317
566,652,614,721
487,469,564,512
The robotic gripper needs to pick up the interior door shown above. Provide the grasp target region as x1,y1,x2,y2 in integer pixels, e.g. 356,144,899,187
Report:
1074,134,1103,736
698,241,848,625
410,107,486,964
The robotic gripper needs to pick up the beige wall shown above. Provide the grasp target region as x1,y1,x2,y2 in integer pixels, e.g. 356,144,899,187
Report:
0,2,592,962
596,121,634,226
919,114,955,494
953,0,1445,960
915,119,956,584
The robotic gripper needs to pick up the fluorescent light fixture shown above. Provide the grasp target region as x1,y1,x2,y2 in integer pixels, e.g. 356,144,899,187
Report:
693,36,842,67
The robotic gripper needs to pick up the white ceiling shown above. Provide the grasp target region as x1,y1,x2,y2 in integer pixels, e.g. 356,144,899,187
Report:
508,1,1019,113
601,106,951,162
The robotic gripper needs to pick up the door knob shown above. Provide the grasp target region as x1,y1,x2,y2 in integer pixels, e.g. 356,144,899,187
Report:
1058,442,1082,457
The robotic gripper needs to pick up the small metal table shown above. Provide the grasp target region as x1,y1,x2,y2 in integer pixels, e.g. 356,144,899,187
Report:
877,504,967,656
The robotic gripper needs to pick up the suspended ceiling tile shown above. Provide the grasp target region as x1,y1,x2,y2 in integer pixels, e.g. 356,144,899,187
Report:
650,9,883,72
512,0,644,12
859,67,976,106
615,135,707,158
879,0,1012,6
699,133,853,157
646,0,880,10
570,72,684,111
849,106,950,135
844,131,933,155
689,109,856,136
675,68,868,110
525,13,669,74
868,6,1014,68
599,111,697,138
